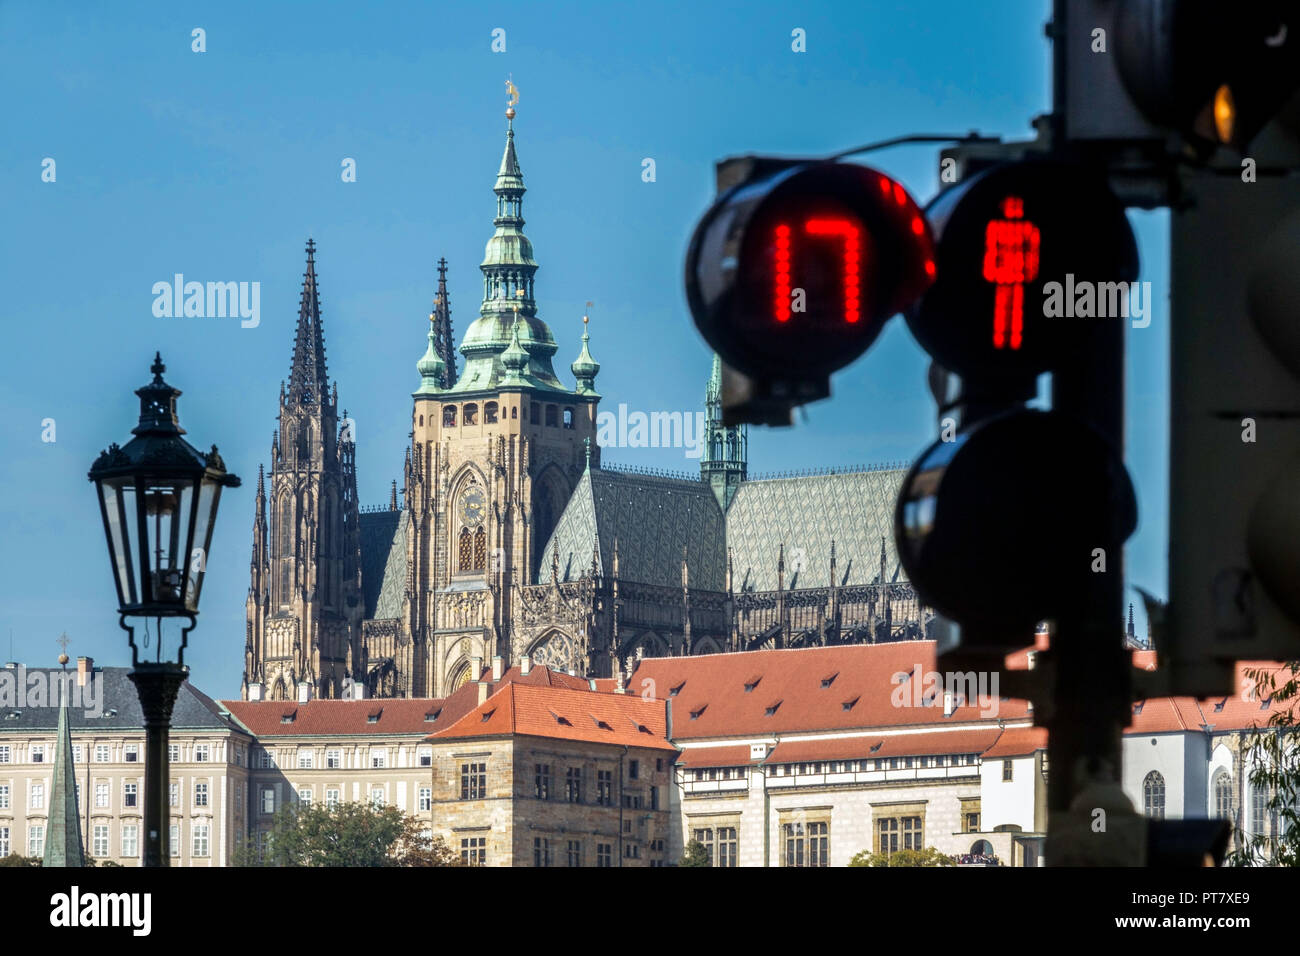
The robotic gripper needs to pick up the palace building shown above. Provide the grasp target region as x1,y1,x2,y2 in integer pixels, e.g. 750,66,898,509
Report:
242,102,933,703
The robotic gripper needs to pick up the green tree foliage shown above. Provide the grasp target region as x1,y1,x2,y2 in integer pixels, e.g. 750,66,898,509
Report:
1226,663,1300,867
679,839,711,867
0,854,42,867
233,802,463,867
848,846,957,867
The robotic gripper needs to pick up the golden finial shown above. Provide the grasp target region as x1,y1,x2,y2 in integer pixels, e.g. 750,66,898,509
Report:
56,632,70,668
506,76,519,121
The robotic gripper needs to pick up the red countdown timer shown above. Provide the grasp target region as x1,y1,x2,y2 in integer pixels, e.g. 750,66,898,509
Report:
686,161,934,380
906,159,1137,381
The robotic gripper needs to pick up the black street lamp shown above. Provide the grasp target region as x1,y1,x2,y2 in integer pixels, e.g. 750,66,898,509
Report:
88,353,239,866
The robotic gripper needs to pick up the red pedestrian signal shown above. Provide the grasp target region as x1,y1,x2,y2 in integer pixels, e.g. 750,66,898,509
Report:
906,158,1137,381
686,161,935,380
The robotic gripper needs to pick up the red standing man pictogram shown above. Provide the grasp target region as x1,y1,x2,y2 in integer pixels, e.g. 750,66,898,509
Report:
981,196,1040,350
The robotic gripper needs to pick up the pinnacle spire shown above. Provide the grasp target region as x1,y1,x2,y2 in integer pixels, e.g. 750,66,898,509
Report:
431,258,457,387
286,238,330,406
44,666,85,867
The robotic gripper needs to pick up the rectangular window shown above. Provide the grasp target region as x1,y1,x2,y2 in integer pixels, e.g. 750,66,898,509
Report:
121,824,138,859
877,818,899,857
597,770,613,806
535,763,551,800
92,824,109,857
650,786,659,811
124,745,138,763
1002,759,1013,782
0,785,8,810
326,788,339,809
370,788,385,808
123,782,137,808
533,837,552,868
460,762,486,800
460,837,486,865
966,812,981,833
370,750,386,769
0,826,8,856
298,751,314,769
597,843,612,867
718,827,738,867
193,823,210,858
628,759,639,780
168,744,180,762
27,825,44,857
30,746,44,764
783,821,829,867
29,782,44,810
194,744,210,763
72,745,82,763
261,787,275,815
169,825,179,858
169,782,179,807
567,839,582,867
693,827,715,866
95,744,109,763
418,787,432,812
566,767,583,803
418,748,432,768
258,749,273,769
902,816,923,851
326,749,342,769
194,782,209,808
95,782,109,808
0,746,8,763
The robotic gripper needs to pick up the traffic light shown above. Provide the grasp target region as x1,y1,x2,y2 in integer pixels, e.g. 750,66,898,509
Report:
685,158,934,424
895,156,1139,645
905,157,1138,382
1113,0,1300,150
1166,172,1300,695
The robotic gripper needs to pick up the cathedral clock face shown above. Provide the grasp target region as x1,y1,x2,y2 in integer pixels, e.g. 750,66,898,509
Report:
460,487,486,526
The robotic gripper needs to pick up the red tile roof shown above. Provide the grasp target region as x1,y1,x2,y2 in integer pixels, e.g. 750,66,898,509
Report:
632,642,1028,739
768,728,1004,764
430,682,678,752
676,745,754,768
222,698,445,737
983,725,1048,758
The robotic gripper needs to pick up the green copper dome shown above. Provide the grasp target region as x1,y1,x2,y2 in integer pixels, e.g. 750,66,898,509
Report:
571,318,600,396
413,326,446,396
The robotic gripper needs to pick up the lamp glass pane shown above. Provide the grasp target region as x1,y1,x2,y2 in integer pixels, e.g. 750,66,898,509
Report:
142,478,185,608
100,478,139,606
185,478,218,612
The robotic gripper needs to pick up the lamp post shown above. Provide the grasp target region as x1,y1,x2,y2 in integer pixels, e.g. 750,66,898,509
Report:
88,353,239,866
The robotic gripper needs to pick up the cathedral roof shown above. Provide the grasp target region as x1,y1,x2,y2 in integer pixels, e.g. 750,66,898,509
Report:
727,468,907,592
359,510,408,620
543,468,726,590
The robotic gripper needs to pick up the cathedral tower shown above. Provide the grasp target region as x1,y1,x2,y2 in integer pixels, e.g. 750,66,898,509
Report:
244,240,362,700
404,98,602,695
701,355,748,510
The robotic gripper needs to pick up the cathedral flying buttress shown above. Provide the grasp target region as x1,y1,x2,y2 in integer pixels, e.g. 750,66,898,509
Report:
243,90,932,702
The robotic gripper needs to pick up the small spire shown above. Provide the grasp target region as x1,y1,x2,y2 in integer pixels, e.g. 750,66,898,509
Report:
390,480,398,511
257,464,265,497
583,436,592,471
571,306,601,395
287,238,329,405
431,258,457,387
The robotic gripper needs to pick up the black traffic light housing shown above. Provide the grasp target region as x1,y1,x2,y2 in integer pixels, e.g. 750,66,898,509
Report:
685,157,935,424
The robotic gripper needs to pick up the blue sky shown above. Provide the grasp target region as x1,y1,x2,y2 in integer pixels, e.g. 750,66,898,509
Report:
0,0,1167,696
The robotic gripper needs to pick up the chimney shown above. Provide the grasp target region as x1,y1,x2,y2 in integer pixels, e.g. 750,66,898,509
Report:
352,681,367,700
247,682,264,701
77,656,94,687
471,656,484,681
520,654,531,676
477,681,490,705
635,646,645,661
297,681,313,704
615,665,626,695
943,691,956,717
491,656,503,682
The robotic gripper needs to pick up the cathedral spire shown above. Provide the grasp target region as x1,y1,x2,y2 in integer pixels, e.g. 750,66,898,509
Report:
44,655,85,867
286,238,330,406
701,354,747,511
431,257,457,387
571,309,600,396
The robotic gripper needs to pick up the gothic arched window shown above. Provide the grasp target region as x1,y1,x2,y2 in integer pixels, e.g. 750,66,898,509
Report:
443,405,457,427
1252,779,1274,837
1213,769,1233,820
458,528,473,571
473,528,487,571
1143,771,1166,819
